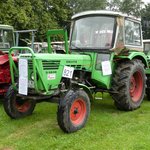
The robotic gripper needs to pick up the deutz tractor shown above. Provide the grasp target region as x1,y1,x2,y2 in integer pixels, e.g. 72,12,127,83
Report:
4,11,150,133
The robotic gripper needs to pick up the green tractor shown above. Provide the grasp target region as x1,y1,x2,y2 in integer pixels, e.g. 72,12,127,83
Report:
4,10,150,133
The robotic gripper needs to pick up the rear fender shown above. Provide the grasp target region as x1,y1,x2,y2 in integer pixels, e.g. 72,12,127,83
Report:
116,52,149,68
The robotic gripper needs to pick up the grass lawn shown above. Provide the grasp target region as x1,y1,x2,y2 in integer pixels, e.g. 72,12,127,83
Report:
0,94,150,150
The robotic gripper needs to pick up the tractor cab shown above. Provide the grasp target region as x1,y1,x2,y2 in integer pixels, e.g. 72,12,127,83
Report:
0,25,15,52
70,10,143,55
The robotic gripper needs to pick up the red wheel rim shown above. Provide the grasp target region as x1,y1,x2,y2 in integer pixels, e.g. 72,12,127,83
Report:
130,71,143,102
15,100,31,113
70,98,86,126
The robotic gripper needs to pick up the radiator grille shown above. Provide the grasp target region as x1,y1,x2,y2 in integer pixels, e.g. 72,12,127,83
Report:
28,60,33,69
42,60,60,70
70,65,82,69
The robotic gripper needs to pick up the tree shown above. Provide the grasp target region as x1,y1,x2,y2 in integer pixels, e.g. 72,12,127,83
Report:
141,4,150,39
107,0,121,11
107,0,144,17
68,0,107,14
120,0,144,17
0,0,72,41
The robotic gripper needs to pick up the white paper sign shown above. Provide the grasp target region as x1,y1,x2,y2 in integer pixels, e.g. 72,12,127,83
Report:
62,66,74,79
19,59,28,95
101,61,112,76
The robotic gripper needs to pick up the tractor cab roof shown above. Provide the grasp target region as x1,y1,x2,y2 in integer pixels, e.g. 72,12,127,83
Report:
0,24,14,30
72,10,141,22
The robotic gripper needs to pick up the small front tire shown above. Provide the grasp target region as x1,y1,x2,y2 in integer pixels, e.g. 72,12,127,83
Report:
57,89,90,133
3,86,36,119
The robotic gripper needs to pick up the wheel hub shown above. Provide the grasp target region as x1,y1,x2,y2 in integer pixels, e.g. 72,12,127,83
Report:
129,71,143,102
70,99,86,125
130,76,136,96
15,99,31,113
73,108,78,114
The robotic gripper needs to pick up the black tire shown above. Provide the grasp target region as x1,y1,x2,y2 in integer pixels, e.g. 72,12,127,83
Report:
3,85,36,119
111,59,146,111
146,75,150,100
57,89,90,133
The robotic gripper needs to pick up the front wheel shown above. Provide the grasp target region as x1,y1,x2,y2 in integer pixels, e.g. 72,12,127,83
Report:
3,85,36,119
111,59,146,110
57,89,90,133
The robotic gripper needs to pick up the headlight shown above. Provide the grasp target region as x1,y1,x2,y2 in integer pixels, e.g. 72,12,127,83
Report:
30,72,34,80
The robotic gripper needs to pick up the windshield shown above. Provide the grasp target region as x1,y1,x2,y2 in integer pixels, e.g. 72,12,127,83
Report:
70,16,116,50
0,29,14,49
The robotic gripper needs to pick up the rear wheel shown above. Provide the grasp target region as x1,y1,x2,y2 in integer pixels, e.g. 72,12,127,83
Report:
3,85,36,119
57,89,90,133
111,59,146,110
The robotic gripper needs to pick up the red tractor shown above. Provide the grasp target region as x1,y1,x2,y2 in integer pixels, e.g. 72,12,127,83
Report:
0,25,15,95
0,26,37,96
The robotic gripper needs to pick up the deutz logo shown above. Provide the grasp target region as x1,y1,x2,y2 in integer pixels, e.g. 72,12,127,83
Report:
66,61,77,63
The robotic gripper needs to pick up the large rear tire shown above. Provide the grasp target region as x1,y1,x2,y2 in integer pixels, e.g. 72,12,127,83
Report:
111,59,146,110
57,89,90,133
3,86,36,119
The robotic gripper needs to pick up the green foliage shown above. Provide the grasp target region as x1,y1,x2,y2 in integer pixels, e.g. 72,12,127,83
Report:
1,95,150,149
107,0,144,17
0,0,71,41
69,0,107,13
120,0,144,17
107,0,121,11
141,4,150,39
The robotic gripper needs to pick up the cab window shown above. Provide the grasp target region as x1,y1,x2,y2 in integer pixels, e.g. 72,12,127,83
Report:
125,19,142,46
